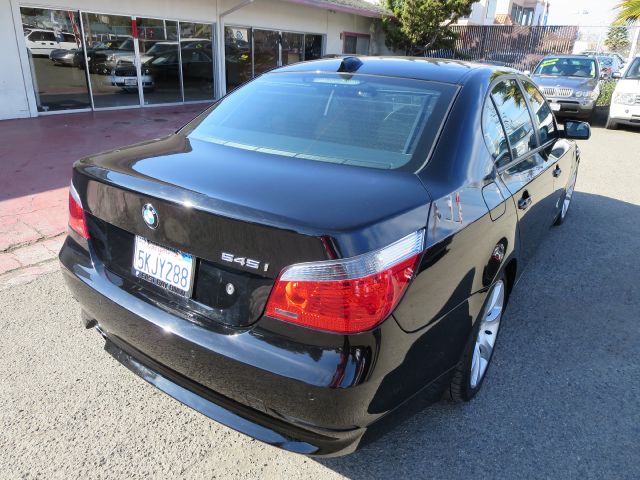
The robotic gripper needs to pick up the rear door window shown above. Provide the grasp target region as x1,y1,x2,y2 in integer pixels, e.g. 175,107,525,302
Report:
189,72,458,170
482,99,510,167
491,79,537,161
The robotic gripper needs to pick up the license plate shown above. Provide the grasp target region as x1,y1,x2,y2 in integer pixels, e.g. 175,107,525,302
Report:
133,236,194,296
124,78,137,86
549,102,561,112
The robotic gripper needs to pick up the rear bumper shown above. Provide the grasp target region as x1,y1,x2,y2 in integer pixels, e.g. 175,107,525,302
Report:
59,236,420,456
101,332,360,455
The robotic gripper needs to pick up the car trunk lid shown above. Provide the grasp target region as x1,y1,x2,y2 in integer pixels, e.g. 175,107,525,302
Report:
73,134,430,328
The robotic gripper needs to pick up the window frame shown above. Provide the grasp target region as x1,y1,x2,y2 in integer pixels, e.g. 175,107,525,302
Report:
483,74,557,173
481,94,510,166
518,77,559,149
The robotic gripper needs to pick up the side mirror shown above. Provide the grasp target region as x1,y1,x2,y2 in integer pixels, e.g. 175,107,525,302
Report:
562,120,591,140
524,70,531,76
612,72,622,79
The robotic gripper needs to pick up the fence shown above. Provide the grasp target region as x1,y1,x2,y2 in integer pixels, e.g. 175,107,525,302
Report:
423,25,640,72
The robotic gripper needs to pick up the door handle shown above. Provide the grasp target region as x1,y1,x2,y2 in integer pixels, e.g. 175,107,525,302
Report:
518,195,532,210
553,165,562,178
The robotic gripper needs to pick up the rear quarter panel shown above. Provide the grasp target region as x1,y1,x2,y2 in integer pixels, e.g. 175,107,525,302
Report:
392,70,519,375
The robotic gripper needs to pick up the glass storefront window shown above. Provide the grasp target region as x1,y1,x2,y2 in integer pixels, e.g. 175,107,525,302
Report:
180,22,214,101
304,34,323,61
19,10,329,112
343,33,369,55
224,27,324,92
138,18,181,105
81,12,139,108
225,26,252,92
253,29,279,76
20,7,90,112
281,32,303,65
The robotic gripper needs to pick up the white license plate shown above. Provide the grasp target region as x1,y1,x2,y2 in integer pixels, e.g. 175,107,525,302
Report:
549,102,561,112
133,236,194,295
124,78,137,86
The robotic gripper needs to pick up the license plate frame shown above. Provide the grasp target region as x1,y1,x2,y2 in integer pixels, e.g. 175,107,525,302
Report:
549,102,561,112
132,236,196,297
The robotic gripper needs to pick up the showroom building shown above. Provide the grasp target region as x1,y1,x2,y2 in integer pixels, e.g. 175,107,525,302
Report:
0,0,390,120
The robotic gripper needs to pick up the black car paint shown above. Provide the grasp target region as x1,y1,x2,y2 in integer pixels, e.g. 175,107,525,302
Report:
60,57,579,456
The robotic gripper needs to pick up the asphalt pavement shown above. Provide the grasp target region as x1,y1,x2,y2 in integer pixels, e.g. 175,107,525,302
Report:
0,125,638,479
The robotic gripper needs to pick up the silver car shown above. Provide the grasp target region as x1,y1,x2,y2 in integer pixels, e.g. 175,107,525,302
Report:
530,55,601,120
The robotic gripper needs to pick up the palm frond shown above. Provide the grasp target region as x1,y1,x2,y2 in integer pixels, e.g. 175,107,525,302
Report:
614,0,640,25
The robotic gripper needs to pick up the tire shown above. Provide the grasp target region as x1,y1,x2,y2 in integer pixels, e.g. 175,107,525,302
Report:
554,167,578,226
606,117,618,130
448,275,507,402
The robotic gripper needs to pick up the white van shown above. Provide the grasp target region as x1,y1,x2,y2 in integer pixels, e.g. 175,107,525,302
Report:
25,29,77,56
607,55,640,129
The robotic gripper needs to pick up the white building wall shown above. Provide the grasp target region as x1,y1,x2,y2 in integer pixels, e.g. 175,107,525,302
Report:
2,0,376,119
1,0,32,119
455,0,498,26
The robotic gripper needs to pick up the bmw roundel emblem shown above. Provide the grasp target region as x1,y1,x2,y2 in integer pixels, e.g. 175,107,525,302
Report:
142,204,158,229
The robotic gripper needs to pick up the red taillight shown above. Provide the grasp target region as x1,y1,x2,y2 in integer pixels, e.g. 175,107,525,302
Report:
68,184,90,239
265,230,424,334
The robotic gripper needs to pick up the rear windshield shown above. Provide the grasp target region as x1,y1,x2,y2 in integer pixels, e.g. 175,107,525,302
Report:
534,57,597,78
189,72,457,170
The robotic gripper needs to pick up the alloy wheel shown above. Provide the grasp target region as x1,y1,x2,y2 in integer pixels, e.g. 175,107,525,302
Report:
469,280,505,389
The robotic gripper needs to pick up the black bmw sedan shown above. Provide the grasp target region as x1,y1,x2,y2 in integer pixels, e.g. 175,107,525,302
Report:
60,56,589,456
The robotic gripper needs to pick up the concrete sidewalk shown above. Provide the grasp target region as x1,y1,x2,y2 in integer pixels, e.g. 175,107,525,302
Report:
0,104,209,287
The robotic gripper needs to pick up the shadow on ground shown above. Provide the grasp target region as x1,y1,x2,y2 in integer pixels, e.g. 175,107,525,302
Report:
318,191,640,479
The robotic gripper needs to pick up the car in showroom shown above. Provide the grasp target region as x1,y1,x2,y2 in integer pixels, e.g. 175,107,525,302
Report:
529,55,601,120
60,56,589,456
607,55,640,129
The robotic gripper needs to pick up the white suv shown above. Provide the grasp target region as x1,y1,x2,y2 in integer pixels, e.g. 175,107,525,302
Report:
607,55,640,129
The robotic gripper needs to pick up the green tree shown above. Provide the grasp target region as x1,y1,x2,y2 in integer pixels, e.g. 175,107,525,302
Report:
614,0,640,24
382,0,480,55
605,26,630,52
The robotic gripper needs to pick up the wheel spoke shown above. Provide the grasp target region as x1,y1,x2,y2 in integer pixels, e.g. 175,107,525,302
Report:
470,342,481,388
469,280,505,389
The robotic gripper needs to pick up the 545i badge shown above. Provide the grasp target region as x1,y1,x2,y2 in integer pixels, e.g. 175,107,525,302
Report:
221,252,269,272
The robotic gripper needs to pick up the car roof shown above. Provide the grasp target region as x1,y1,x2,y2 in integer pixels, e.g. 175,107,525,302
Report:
274,56,519,84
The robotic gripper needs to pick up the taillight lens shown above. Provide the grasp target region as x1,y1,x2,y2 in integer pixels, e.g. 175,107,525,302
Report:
265,230,424,334
68,183,90,239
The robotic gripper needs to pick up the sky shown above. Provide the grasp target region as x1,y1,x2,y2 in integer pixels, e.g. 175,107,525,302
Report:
546,0,620,26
